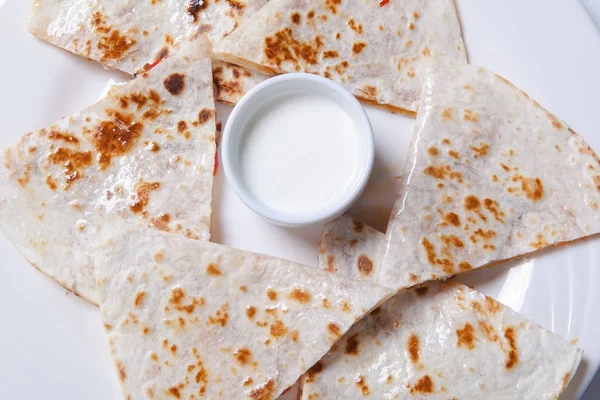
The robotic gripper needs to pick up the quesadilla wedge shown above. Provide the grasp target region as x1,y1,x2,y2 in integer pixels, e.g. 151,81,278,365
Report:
300,215,582,399
93,224,395,400
377,59,600,290
0,37,216,305
214,0,467,115
28,0,268,104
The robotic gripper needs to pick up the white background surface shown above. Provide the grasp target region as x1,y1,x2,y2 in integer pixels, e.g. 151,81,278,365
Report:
0,0,599,399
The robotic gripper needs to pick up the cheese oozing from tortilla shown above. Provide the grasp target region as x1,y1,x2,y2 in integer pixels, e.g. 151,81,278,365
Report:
239,92,365,215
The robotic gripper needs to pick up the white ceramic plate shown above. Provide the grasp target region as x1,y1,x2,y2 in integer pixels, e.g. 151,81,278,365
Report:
1,1,599,399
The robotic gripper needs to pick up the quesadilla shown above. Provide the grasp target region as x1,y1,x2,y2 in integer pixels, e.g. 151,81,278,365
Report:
376,59,600,290
0,37,216,304
28,0,268,104
301,215,582,399
93,224,395,400
214,0,467,114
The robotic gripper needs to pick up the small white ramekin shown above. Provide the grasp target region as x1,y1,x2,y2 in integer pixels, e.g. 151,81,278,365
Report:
221,73,374,227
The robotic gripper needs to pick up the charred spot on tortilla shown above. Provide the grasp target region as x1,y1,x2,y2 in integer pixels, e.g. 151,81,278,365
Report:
345,334,359,355
291,12,301,24
505,327,519,368
129,182,160,213
249,379,276,400
94,111,143,169
410,375,434,393
355,375,369,395
188,0,209,22
233,348,252,365
289,287,311,303
322,50,339,58
457,323,476,350
266,288,278,301
270,320,287,338
197,108,215,124
328,322,341,337
357,254,373,276
48,148,93,189
164,73,186,95
352,41,367,55
306,361,323,383
464,195,480,210
408,333,420,363
206,263,221,275
245,305,256,319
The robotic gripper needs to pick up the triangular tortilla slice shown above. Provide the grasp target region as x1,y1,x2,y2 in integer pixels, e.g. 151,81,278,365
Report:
28,0,268,103
93,225,395,400
0,37,216,305
301,215,582,399
214,0,466,115
379,59,600,290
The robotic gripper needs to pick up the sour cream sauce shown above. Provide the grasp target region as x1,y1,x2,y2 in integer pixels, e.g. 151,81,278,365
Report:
239,92,363,215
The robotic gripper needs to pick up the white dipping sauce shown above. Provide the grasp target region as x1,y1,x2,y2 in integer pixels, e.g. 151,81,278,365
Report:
239,92,363,215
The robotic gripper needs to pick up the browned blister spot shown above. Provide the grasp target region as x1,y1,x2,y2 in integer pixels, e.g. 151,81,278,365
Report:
504,327,518,369
415,286,428,296
351,219,364,233
129,182,160,213
352,42,367,55
208,303,229,326
93,13,137,62
163,73,185,95
45,175,57,190
410,375,434,394
442,108,453,120
264,27,323,67
530,233,548,249
483,198,504,222
444,212,460,227
356,254,374,276
47,148,93,189
291,12,301,24
206,263,221,275
134,291,146,307
305,361,323,383
233,348,252,365
459,261,472,271
270,320,287,338
325,254,336,272
266,289,278,301
197,108,215,125
321,50,339,59
115,360,127,382
328,322,341,337
355,375,370,395
150,213,171,232
250,379,275,400
423,165,463,182
449,150,460,159
348,18,363,34
94,111,143,169
408,333,419,363
289,287,311,303
513,175,544,201
470,142,489,158
428,147,439,156
187,0,209,22
457,323,476,350
463,109,480,122
465,195,480,210
246,305,256,319
345,334,359,355
48,131,80,144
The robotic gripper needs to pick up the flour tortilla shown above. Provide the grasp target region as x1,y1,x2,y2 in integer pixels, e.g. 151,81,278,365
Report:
302,216,582,399
0,37,216,304
28,0,267,104
214,0,466,114
377,59,600,290
93,225,394,400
